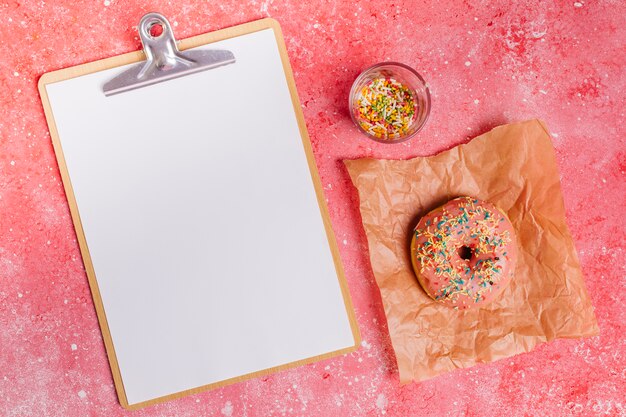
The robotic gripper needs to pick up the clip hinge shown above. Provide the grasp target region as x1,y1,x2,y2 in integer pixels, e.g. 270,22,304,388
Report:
103,12,236,96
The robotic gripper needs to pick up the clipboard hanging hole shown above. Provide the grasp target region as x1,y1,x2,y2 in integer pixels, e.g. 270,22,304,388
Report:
139,14,169,41
148,22,164,39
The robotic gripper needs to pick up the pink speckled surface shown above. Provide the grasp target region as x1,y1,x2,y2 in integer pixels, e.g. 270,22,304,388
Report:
0,1,624,416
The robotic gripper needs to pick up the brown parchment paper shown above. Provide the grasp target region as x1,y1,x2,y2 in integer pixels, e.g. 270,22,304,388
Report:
344,119,598,383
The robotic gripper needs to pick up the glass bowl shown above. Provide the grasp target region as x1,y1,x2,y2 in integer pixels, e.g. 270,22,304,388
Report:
349,62,431,143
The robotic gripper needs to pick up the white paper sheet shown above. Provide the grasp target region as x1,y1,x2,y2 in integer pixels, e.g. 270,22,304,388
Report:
45,28,355,406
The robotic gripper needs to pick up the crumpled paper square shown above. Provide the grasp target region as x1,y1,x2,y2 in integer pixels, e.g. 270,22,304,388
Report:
344,119,598,383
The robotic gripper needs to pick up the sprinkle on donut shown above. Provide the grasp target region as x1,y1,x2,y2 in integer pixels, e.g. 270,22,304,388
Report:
410,196,518,310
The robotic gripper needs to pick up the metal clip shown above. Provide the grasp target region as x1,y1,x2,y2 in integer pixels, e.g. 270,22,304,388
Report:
103,12,236,96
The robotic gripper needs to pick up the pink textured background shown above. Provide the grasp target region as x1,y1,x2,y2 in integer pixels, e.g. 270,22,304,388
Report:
1,1,624,416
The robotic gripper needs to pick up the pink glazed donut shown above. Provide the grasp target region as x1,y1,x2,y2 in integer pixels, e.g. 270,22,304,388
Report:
410,196,518,310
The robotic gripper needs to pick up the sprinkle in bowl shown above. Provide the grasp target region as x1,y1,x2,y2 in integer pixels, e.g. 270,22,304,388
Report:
349,62,431,143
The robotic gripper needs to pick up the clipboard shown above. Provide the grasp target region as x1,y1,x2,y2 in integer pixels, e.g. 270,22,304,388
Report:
38,14,360,410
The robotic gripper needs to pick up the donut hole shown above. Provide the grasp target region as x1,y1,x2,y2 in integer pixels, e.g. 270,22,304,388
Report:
457,245,473,261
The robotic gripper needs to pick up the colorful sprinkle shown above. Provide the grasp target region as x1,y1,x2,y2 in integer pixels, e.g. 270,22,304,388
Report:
355,77,417,140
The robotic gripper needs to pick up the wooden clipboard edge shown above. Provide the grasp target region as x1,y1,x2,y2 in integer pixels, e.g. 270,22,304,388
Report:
268,21,362,346
38,44,133,412
124,345,358,410
38,17,361,410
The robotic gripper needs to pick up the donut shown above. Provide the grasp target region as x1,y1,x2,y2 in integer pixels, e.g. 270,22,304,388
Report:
410,196,518,310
